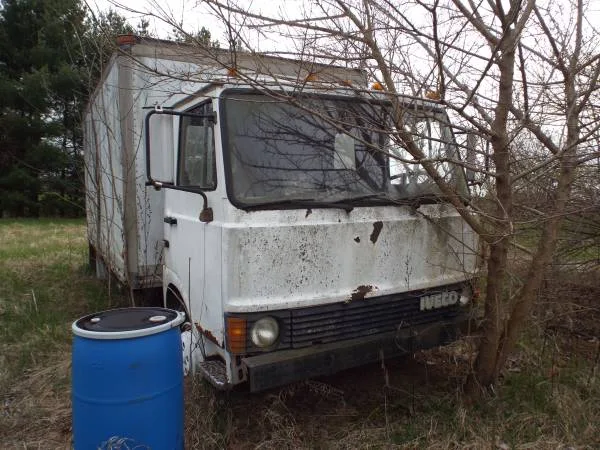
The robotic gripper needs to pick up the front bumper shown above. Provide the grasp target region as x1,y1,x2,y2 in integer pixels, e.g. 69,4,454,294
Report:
242,315,469,392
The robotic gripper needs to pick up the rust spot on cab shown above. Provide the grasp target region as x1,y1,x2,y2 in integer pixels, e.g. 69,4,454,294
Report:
350,285,374,301
370,221,383,243
195,322,220,346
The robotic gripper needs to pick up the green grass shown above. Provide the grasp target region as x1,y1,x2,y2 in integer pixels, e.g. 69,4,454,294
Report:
0,219,121,377
1,219,598,449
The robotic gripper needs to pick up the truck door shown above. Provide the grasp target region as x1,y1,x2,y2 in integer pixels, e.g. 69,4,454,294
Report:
161,101,216,317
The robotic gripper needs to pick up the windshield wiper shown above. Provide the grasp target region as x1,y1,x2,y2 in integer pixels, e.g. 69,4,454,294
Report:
330,193,440,208
243,198,356,213
329,193,390,204
243,198,316,210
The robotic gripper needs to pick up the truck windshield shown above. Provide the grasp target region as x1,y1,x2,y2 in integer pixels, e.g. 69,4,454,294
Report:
220,91,467,208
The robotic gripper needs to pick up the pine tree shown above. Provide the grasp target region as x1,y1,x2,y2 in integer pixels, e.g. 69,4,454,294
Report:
0,1,134,217
0,0,86,216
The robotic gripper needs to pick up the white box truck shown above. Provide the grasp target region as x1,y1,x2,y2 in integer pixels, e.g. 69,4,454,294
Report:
84,36,478,391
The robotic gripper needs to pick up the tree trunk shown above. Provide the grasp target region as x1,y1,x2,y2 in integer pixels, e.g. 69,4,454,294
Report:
466,238,509,394
492,68,580,379
466,31,516,397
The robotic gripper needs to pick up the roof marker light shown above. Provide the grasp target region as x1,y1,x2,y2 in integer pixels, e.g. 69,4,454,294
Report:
425,90,441,100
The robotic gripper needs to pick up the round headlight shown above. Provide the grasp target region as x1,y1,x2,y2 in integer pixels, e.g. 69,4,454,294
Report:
250,317,280,348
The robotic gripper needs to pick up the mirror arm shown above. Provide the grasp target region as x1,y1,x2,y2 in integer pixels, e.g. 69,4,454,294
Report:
197,190,213,223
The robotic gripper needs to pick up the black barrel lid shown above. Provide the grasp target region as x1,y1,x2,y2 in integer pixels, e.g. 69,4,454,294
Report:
72,307,184,340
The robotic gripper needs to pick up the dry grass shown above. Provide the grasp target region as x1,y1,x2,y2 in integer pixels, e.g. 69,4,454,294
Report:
181,342,599,449
3,354,72,447
1,219,599,449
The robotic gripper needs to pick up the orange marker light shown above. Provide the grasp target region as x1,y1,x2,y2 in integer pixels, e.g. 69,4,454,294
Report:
305,72,319,82
227,67,239,77
116,34,137,46
371,81,385,91
226,317,247,354
425,90,441,100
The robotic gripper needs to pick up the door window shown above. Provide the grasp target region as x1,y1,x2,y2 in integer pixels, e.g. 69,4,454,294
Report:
178,102,216,189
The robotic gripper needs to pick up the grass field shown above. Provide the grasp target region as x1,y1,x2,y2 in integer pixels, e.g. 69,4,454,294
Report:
1,219,598,448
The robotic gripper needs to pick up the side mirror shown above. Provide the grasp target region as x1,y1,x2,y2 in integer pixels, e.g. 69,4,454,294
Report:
145,106,216,188
145,107,175,186
145,107,216,223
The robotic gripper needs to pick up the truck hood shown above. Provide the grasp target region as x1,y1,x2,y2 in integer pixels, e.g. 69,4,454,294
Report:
221,204,478,312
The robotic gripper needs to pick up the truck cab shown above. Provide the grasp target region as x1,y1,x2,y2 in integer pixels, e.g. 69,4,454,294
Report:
146,84,478,391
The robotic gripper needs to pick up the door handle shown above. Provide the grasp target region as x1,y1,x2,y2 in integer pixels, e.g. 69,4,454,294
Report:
164,216,178,225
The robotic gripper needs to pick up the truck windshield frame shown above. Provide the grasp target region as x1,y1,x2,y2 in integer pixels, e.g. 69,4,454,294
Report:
219,89,468,210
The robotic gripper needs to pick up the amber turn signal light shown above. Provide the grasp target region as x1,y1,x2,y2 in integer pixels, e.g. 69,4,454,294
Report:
226,317,246,354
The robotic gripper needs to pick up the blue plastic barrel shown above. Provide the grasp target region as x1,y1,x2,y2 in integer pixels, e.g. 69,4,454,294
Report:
72,307,185,450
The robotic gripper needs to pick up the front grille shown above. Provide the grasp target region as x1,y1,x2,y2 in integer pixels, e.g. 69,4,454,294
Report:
227,283,465,353
289,284,463,348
